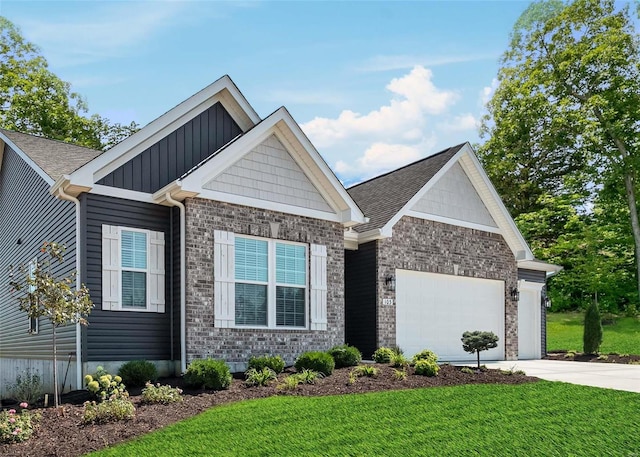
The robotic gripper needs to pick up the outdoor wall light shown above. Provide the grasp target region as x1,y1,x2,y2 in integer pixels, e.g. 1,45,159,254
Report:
543,296,551,308
510,287,520,301
385,275,396,292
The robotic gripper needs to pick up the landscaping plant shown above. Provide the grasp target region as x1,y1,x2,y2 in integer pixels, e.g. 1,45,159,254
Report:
461,330,499,369
372,347,394,364
248,355,285,374
84,366,127,402
118,360,158,388
83,397,135,424
351,365,378,378
411,349,438,365
583,300,603,354
141,383,183,404
184,358,232,390
0,402,36,444
414,360,439,377
8,368,43,404
245,367,277,387
294,351,335,376
327,344,362,368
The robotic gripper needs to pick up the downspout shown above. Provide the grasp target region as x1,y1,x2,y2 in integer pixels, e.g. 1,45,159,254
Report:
164,192,187,373
56,187,83,391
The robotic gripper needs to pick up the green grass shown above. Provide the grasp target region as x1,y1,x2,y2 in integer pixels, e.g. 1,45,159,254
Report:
547,312,640,353
91,382,640,456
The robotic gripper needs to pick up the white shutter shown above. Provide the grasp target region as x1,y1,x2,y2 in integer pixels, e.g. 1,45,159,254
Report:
148,230,166,313
214,230,235,328
310,244,327,331
102,225,120,311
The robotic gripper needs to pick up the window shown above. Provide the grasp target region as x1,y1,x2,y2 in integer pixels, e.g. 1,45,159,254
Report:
28,258,38,334
102,225,165,313
234,236,307,328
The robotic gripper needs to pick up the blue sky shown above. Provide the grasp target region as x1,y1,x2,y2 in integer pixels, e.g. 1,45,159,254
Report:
0,0,530,184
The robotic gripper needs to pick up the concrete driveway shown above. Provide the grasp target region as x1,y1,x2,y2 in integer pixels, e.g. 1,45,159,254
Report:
481,360,640,393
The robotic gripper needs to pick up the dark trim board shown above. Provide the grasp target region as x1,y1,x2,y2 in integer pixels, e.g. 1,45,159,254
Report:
80,193,176,362
345,241,377,358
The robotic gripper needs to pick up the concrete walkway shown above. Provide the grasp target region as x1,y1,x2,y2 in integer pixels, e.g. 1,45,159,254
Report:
479,360,640,393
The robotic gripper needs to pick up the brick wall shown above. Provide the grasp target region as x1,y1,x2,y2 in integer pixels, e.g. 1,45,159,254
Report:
376,216,519,360
185,198,345,371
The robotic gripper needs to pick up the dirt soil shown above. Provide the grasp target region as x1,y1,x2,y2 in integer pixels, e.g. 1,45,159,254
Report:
545,351,640,364
0,364,538,457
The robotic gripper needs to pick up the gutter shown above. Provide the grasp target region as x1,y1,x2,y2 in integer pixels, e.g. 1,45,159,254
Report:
54,185,83,392
164,192,187,374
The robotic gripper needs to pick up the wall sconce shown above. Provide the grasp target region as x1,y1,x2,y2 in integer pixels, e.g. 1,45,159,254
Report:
510,287,520,301
385,275,396,292
543,296,551,308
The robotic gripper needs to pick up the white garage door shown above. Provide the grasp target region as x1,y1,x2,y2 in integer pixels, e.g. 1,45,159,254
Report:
396,270,505,361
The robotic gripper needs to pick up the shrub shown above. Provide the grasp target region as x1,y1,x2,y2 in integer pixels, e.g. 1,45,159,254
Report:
461,330,499,369
141,383,183,404
583,301,603,355
564,350,577,359
84,366,127,402
248,355,285,374
245,367,277,387
351,365,378,378
460,367,474,374
393,368,407,381
83,397,135,424
372,347,394,364
412,349,438,365
294,369,323,384
0,403,36,444
327,344,362,368
390,352,409,368
118,360,158,388
184,358,231,390
414,360,439,377
277,375,302,391
8,369,43,404
294,351,335,376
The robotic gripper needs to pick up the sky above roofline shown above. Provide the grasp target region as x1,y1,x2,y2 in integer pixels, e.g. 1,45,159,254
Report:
0,0,530,186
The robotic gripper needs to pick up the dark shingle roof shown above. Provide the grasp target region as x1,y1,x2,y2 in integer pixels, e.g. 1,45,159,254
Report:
0,129,103,180
347,144,465,233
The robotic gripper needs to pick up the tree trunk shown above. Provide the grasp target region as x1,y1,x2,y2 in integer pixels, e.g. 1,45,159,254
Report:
53,325,59,408
476,351,480,369
623,171,640,297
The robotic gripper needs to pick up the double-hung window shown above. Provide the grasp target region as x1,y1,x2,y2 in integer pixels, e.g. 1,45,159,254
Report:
214,230,327,331
102,225,165,313
234,236,307,328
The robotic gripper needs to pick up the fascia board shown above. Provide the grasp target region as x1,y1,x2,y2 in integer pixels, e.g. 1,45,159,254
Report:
517,259,563,275
69,76,260,187
0,131,54,185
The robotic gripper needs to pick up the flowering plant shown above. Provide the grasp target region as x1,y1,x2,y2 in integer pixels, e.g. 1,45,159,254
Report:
0,403,37,444
84,366,127,402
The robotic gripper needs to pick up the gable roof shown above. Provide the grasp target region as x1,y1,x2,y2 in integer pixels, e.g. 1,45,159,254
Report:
0,129,103,184
347,144,464,233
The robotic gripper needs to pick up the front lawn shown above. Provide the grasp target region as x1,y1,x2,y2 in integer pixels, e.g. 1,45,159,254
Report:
92,381,640,456
547,312,640,354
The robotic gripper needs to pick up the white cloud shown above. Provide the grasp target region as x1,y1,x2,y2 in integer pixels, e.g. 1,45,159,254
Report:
437,113,479,132
480,78,499,107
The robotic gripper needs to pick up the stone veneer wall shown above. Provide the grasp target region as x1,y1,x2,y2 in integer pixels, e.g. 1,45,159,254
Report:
376,216,519,360
185,198,345,371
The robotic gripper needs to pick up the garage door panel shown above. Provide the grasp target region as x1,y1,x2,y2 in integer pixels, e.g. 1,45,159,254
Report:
396,270,505,361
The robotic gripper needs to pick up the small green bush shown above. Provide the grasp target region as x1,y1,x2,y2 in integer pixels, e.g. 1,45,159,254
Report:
8,369,43,404
294,351,335,376
351,365,378,378
460,367,475,374
84,366,127,402
294,369,323,384
390,352,409,368
277,375,302,391
327,344,362,368
245,367,277,387
248,355,285,374
184,358,231,390
0,403,36,444
412,349,438,365
83,397,135,424
583,301,603,354
414,360,439,377
118,360,158,388
141,383,183,404
393,368,407,381
372,347,394,364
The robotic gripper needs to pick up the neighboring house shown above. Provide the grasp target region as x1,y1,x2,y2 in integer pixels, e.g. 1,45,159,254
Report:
0,75,557,396
344,143,560,361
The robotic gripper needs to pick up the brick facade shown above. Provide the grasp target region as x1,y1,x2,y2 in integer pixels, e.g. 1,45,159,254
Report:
185,198,345,371
376,216,519,360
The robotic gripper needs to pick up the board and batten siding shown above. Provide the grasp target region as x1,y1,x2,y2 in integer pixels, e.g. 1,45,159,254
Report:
0,145,78,394
80,193,176,363
97,102,242,193
345,241,378,358
518,269,546,283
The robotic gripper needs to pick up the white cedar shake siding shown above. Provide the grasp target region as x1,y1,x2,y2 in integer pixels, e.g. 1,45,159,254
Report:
0,146,78,396
185,198,344,372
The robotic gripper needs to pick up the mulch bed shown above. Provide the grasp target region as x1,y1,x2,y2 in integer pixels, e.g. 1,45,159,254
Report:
545,351,640,364
0,364,538,457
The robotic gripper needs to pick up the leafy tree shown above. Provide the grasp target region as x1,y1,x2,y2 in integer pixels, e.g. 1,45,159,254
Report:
0,17,138,149
480,0,640,303
583,299,603,354
10,242,93,408
461,330,499,369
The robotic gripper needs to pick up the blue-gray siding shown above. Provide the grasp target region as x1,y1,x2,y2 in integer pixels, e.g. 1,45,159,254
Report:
0,145,77,359
97,103,242,193
80,193,176,362
518,269,546,283
345,241,377,358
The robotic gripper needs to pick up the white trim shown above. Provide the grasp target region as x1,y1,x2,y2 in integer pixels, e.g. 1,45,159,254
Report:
405,210,502,234
68,76,260,188
90,184,156,203
0,131,54,184
518,259,563,276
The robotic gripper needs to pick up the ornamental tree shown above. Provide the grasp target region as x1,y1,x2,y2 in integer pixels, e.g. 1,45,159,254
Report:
583,299,603,354
461,330,499,369
9,242,93,408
